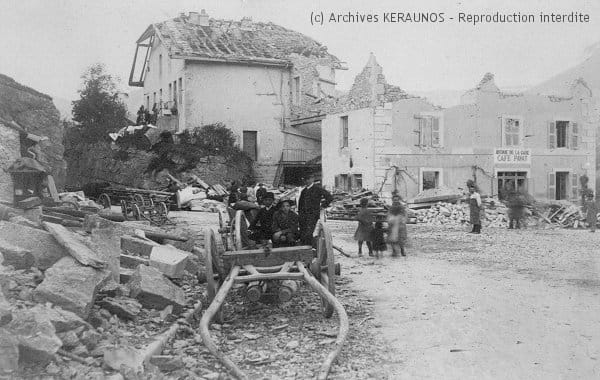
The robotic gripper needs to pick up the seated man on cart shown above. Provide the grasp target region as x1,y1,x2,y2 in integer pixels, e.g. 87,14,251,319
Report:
248,192,276,244
271,199,299,247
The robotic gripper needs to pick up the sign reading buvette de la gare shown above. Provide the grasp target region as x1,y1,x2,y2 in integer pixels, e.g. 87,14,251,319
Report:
494,148,531,164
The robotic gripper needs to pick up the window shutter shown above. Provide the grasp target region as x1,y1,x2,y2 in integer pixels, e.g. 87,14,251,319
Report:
334,175,339,189
414,117,422,146
571,173,579,200
548,122,556,149
339,122,343,149
571,122,579,150
547,172,555,200
432,117,440,147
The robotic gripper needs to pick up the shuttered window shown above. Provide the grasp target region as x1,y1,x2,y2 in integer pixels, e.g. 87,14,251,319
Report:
547,172,555,200
340,116,348,148
416,115,442,147
571,122,579,149
548,122,556,149
571,173,579,199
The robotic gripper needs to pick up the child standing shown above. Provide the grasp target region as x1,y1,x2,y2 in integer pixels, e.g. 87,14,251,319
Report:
371,221,387,259
354,198,374,256
387,194,407,257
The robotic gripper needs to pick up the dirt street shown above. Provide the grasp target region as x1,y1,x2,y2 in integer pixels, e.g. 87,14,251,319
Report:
330,221,600,379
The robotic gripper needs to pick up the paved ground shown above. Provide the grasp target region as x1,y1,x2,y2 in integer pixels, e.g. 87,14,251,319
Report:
169,210,600,379
330,221,600,380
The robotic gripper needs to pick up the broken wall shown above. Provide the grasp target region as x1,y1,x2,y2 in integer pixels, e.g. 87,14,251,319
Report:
0,124,20,203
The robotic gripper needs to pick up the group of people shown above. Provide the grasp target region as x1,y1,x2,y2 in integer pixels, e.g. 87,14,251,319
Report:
229,174,333,248
135,105,159,126
353,193,408,258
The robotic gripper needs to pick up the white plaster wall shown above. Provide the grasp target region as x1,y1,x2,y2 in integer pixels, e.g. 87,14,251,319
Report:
183,61,291,166
322,108,375,191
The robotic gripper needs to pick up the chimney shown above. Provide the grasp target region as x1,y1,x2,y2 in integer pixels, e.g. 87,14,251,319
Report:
188,11,199,24
198,9,209,27
240,16,253,30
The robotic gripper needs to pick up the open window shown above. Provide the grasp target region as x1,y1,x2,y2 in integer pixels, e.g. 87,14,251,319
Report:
549,121,579,149
548,171,578,200
420,169,442,192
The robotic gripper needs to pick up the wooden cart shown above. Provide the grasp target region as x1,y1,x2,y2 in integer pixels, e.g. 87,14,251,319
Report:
200,210,348,380
97,187,172,225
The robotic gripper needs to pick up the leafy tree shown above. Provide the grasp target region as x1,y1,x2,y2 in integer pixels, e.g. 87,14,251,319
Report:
71,63,128,143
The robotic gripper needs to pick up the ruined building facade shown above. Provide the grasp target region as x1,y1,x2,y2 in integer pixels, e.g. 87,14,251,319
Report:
323,56,596,202
130,11,345,185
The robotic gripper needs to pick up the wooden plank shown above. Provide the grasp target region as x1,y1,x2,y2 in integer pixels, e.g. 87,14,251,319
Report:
46,175,60,202
233,272,304,283
42,221,106,269
222,246,314,268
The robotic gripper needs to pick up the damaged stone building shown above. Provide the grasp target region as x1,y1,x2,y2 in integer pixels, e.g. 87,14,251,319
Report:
322,56,596,202
129,10,346,185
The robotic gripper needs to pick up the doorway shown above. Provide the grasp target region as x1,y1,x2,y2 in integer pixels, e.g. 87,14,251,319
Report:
555,171,569,200
497,171,528,200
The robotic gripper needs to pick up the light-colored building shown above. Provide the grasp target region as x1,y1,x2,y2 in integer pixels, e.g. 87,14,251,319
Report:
129,10,345,184
323,56,596,202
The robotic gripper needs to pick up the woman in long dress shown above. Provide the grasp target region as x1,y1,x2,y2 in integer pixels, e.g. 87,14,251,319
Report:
468,185,482,234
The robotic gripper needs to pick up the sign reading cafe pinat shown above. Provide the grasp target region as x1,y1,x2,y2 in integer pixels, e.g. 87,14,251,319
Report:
494,148,531,164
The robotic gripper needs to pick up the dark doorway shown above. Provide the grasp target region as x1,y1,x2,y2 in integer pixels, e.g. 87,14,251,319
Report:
497,171,527,200
242,131,257,161
555,171,568,200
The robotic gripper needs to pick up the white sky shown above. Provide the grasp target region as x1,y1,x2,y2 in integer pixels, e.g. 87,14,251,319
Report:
1,0,599,100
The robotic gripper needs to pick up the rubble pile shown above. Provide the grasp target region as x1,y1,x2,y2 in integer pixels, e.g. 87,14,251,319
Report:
327,191,388,221
413,199,524,228
0,203,204,378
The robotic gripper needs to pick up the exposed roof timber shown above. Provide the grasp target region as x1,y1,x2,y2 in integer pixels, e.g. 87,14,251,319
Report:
173,55,292,68
136,24,156,44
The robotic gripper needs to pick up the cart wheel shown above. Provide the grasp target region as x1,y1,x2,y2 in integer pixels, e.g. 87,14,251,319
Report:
120,200,129,220
98,193,111,209
233,210,250,250
204,228,225,324
133,194,145,207
132,204,141,220
148,198,155,208
316,221,335,318
158,202,168,217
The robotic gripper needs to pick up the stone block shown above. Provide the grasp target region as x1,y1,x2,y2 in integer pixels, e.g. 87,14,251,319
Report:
120,254,149,269
0,239,35,270
0,292,11,327
0,328,19,375
121,235,157,256
149,246,189,279
33,256,111,319
120,268,134,284
98,297,141,320
29,304,91,333
0,221,66,270
7,309,62,365
128,265,186,314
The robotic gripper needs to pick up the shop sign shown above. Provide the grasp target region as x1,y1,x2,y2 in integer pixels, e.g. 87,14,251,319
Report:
494,148,531,165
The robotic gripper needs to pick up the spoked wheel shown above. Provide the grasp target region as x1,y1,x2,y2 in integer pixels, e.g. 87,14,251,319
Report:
316,221,336,318
98,193,111,209
132,204,141,220
120,200,129,220
158,202,168,216
204,228,225,324
233,210,250,250
133,194,145,207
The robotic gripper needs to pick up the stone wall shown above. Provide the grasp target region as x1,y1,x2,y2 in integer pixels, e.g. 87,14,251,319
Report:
0,74,66,187
0,124,21,203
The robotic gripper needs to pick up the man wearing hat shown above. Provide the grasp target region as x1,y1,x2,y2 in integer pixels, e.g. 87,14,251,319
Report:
272,199,299,247
298,173,333,245
256,183,268,205
249,192,276,243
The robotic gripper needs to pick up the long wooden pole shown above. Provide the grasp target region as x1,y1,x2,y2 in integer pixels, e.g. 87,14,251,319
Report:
297,262,349,380
198,266,247,380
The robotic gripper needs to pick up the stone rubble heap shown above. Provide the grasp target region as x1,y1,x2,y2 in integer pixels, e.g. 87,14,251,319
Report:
0,203,204,378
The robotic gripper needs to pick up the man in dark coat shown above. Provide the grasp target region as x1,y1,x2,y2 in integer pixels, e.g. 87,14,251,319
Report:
297,174,333,245
256,183,268,205
272,199,299,247
249,192,276,243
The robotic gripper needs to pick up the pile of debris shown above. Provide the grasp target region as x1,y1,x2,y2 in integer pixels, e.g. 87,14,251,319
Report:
326,191,389,221
0,203,204,378
537,201,598,229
